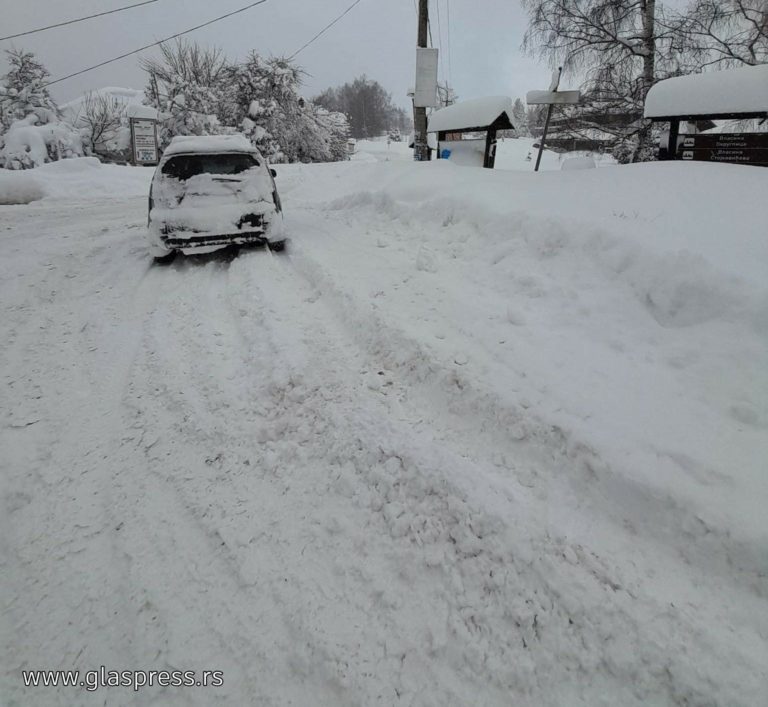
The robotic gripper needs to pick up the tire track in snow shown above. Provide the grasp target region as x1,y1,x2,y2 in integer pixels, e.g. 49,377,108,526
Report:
170,250,749,706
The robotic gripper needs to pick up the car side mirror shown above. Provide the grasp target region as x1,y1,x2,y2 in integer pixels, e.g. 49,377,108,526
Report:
270,169,277,178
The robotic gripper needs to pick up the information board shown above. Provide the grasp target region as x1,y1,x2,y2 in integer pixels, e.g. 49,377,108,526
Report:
130,118,159,165
676,133,768,166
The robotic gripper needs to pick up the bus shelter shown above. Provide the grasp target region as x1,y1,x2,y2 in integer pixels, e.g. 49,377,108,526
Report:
428,96,515,169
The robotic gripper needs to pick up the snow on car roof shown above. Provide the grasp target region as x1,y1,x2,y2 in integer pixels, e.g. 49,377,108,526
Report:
428,96,514,133
163,134,259,157
644,64,768,119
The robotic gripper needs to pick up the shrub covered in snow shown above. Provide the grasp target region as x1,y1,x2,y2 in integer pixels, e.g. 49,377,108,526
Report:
0,48,83,169
0,115,83,170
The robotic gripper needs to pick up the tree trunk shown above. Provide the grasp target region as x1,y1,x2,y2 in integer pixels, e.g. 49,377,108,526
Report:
634,0,657,162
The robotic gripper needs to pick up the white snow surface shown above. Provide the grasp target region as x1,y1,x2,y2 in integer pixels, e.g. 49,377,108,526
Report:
0,170,45,204
163,134,258,157
428,96,514,132
645,63,768,118
1,142,767,706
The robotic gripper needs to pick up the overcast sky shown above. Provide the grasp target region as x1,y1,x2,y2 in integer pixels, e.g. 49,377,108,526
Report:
0,0,556,109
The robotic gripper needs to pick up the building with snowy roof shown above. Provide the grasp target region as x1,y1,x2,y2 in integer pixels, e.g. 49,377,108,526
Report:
428,96,515,169
644,65,768,166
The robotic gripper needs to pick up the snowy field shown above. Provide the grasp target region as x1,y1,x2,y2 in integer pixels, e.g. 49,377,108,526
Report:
1,146,766,706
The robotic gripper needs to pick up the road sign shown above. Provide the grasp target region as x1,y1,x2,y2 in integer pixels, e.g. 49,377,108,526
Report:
526,90,581,105
130,118,159,165
678,147,768,165
679,133,768,150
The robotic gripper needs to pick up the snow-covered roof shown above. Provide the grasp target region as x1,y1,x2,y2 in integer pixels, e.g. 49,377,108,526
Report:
126,104,158,120
645,64,768,119
428,96,514,133
163,134,258,157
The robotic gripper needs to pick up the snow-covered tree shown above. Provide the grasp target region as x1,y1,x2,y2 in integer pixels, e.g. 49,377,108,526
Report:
141,40,226,147
224,53,349,163
1,48,82,169
0,48,60,130
512,98,530,136
140,41,350,163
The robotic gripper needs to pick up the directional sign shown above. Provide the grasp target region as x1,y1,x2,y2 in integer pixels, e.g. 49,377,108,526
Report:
526,90,581,105
679,133,768,150
678,147,768,165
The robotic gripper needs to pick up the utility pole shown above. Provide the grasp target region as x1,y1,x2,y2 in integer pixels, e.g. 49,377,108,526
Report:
413,0,429,161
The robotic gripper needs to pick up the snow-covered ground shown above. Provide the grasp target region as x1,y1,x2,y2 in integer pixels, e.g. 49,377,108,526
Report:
1,146,766,706
353,135,610,171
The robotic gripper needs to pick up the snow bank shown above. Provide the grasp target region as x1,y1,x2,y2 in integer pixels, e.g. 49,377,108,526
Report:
283,158,768,546
0,157,153,201
0,170,45,204
645,64,768,118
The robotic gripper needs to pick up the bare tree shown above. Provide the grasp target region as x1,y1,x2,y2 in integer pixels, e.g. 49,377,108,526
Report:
75,92,126,155
669,0,768,69
521,0,680,161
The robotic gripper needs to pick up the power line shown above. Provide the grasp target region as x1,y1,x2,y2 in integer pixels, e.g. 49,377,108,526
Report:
42,0,269,89
0,0,160,42
446,0,453,87
435,0,445,83
288,0,365,60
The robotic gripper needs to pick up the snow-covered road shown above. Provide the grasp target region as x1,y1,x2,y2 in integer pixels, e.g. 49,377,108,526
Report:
2,155,767,706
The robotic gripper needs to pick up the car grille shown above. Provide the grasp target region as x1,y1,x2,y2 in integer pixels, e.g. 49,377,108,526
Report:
161,213,266,249
161,231,267,249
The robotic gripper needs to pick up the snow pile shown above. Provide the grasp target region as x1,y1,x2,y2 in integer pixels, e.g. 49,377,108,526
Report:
645,63,768,118
286,157,768,547
1,156,153,201
0,169,45,204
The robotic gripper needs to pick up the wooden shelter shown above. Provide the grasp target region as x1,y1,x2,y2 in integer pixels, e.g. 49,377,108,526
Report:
644,65,768,166
428,96,515,169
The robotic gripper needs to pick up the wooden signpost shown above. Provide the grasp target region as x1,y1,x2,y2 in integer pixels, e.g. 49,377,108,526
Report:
526,68,581,172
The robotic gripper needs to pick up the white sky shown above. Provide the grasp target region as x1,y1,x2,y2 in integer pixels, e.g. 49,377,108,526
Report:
0,0,555,110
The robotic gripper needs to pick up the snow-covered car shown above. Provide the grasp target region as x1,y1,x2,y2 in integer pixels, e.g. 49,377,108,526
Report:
147,135,284,260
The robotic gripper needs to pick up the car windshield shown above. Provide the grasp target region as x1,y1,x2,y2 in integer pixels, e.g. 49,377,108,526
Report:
161,153,259,181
